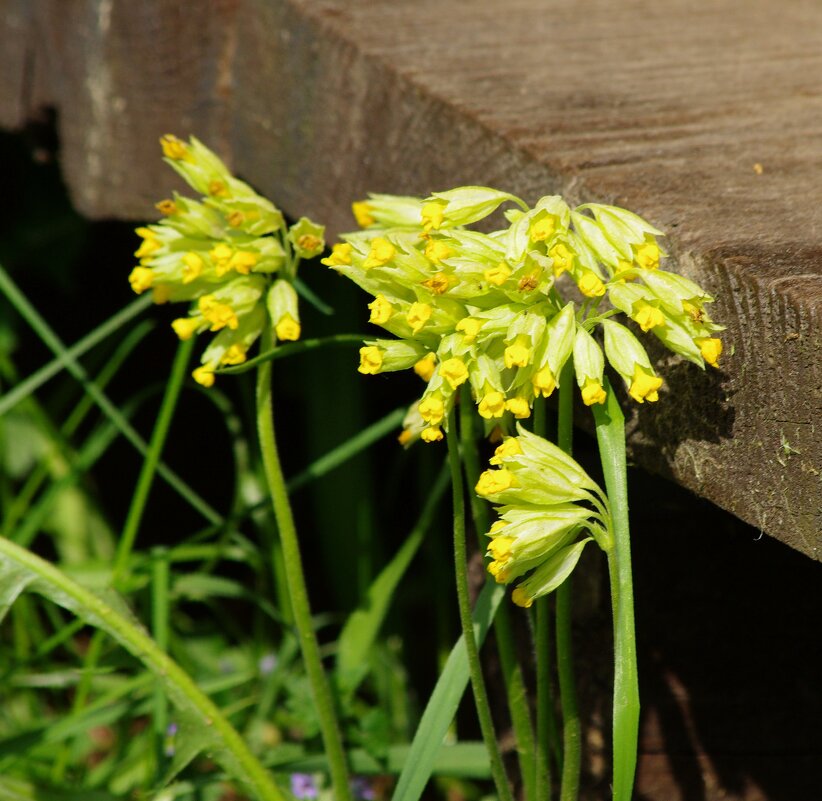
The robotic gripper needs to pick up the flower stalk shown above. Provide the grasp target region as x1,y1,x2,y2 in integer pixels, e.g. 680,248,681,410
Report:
446,404,514,801
256,328,353,801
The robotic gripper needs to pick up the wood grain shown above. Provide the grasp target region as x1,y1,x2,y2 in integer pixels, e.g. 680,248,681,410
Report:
1,0,819,557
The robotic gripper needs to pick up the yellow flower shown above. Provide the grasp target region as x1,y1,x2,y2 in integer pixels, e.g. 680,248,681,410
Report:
192,363,216,387
421,201,445,231
635,240,660,270
181,253,204,284
578,270,606,298
407,302,432,334
418,394,445,425
363,237,395,269
581,377,606,406
456,317,483,343
198,295,238,331
171,317,202,341
489,437,523,464
368,294,394,325
532,366,556,398
476,468,516,496
421,273,450,295
505,397,531,419
420,426,443,443
134,231,161,260
440,357,469,389
228,250,258,275
425,240,452,264
155,199,177,215
221,344,248,365
129,266,155,294
548,242,575,276
479,391,506,419
695,337,723,368
504,336,531,369
628,367,662,403
358,345,383,374
413,353,437,381
352,201,375,227
633,301,665,332
529,214,558,242
159,134,191,161
484,262,511,286
511,587,533,608
275,313,301,341
210,243,234,276
322,243,353,267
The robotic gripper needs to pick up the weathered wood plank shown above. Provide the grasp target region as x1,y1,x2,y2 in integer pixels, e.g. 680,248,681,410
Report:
1,0,820,557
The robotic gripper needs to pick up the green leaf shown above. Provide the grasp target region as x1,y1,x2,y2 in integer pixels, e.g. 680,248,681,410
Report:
391,579,505,801
592,380,639,801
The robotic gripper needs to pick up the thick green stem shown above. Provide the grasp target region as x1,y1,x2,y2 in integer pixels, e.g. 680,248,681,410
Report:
256,330,352,801
446,404,513,801
592,383,639,801
459,392,536,801
556,362,582,801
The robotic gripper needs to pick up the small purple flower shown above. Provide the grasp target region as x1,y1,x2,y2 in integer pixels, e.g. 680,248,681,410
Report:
259,653,278,675
290,773,318,800
164,721,178,757
351,776,376,800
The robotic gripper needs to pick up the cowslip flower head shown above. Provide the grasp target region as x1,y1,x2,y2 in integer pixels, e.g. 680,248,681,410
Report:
476,426,611,607
325,185,724,431
130,135,325,385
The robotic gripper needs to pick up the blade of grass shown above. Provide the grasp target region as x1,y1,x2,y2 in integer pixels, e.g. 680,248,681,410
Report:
2,320,154,538
390,573,505,801
591,381,639,801
0,265,221,525
0,295,152,418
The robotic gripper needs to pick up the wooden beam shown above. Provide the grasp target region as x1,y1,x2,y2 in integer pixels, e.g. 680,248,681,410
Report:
1,0,819,558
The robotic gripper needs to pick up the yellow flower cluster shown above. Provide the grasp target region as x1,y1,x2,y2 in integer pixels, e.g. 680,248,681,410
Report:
128,135,325,386
475,426,610,607
324,187,724,443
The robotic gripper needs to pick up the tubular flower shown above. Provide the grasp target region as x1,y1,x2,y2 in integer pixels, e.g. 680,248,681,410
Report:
129,134,324,385
476,425,610,606
324,186,723,436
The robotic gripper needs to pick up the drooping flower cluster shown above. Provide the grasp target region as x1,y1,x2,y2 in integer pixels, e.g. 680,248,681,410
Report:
128,135,324,386
323,187,724,442
475,426,610,607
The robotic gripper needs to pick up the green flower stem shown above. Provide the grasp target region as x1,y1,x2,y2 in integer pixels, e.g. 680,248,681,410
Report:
459,392,536,801
219,333,364,374
534,598,553,801
0,536,284,801
532,393,559,801
256,329,353,801
446,405,513,801
556,362,582,801
592,382,639,801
